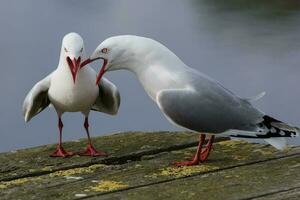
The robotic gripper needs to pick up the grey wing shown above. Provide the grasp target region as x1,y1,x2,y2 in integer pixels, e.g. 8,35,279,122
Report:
92,77,120,115
157,88,264,133
23,74,51,122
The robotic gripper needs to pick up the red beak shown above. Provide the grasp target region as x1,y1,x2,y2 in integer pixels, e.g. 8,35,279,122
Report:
66,56,81,84
96,58,108,85
80,58,92,68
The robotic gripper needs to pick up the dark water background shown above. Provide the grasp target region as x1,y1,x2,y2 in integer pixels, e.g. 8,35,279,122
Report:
1,0,300,152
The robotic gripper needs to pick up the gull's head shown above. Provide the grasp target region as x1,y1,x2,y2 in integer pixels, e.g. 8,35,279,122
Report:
81,36,134,85
81,35,173,85
88,43,110,85
61,32,85,84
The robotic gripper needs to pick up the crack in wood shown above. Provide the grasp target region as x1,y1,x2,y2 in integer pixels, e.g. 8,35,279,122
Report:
239,185,300,200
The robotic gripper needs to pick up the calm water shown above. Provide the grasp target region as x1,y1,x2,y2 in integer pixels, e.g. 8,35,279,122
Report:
0,0,300,152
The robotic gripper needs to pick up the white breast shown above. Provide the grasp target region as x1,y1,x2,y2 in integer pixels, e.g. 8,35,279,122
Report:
48,65,99,114
137,63,189,101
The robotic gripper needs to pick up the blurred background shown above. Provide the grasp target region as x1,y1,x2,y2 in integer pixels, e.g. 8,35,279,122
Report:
0,0,300,152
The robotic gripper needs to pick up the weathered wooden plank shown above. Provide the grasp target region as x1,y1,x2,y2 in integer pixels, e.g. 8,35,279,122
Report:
0,133,298,200
251,187,300,200
87,155,300,200
0,131,200,181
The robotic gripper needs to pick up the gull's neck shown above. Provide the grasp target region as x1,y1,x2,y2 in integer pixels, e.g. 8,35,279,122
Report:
110,45,186,76
109,40,188,100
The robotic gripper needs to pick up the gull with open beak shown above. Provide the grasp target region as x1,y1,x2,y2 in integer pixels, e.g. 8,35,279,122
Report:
23,32,120,157
83,35,299,166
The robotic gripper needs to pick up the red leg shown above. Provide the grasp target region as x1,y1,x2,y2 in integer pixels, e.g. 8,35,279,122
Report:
50,117,74,157
78,117,108,157
175,133,214,166
175,134,206,166
200,135,215,162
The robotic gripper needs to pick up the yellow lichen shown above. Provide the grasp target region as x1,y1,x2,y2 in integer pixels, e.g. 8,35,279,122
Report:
49,164,106,178
233,155,246,161
146,165,219,179
87,180,128,192
219,140,247,148
41,166,54,171
253,148,274,156
0,177,41,189
0,164,108,190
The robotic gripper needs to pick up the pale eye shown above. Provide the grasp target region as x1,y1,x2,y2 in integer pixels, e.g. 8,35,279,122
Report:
64,47,68,52
101,48,108,54
80,47,83,53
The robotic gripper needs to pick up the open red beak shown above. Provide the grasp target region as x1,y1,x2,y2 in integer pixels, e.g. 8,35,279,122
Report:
96,58,108,85
80,57,101,68
66,56,81,84
80,57,107,85
80,58,93,68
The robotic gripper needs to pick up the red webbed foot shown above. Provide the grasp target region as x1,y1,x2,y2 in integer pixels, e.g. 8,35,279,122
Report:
78,144,108,157
174,134,215,167
50,145,74,157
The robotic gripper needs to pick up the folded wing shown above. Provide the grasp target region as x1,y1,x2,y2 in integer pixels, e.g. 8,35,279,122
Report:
156,88,263,133
23,74,52,122
92,77,120,115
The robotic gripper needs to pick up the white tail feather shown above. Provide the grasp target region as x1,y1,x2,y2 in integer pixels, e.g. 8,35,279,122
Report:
245,91,266,102
264,138,287,150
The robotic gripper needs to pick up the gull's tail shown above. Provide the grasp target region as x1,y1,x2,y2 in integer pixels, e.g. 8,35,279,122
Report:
230,115,300,150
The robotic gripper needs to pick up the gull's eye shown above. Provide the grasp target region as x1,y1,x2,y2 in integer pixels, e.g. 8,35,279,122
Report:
80,47,83,53
64,47,68,52
101,48,108,54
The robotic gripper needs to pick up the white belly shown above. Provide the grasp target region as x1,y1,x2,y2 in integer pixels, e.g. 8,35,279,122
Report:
48,67,99,113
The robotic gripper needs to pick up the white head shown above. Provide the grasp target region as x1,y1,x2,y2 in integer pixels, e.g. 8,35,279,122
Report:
81,35,176,85
81,36,134,84
60,32,86,84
